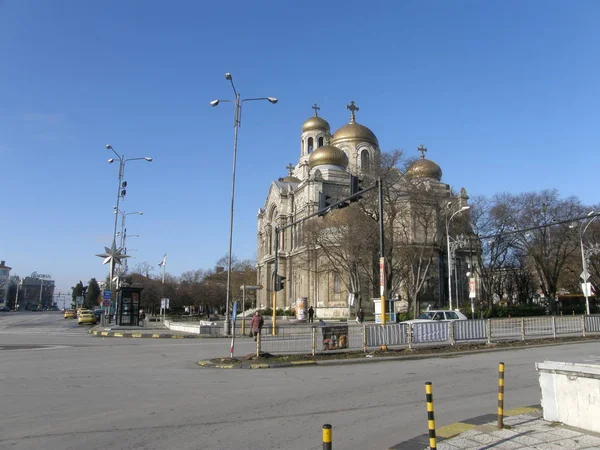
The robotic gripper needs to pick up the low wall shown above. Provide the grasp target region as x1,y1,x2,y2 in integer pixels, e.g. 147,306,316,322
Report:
536,361,600,433
164,320,222,336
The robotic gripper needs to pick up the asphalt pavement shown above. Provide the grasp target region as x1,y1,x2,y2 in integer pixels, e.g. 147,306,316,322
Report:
1,312,600,450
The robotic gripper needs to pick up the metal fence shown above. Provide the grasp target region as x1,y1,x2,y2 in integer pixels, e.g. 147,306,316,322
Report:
254,315,600,355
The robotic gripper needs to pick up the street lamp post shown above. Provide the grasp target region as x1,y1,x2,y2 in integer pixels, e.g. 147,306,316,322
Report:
210,73,277,336
105,145,152,319
575,211,599,315
115,209,143,275
446,204,470,311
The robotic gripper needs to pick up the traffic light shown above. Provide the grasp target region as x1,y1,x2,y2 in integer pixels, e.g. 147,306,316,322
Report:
350,174,363,202
318,192,332,217
274,274,286,292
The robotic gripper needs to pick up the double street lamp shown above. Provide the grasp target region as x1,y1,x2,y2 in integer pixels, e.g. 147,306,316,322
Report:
210,73,277,335
446,204,470,311
105,145,151,323
105,144,152,288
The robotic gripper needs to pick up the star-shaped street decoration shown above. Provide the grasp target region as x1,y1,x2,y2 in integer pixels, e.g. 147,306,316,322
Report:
96,240,130,284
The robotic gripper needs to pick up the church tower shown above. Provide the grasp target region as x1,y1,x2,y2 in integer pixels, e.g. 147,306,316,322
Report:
330,101,380,175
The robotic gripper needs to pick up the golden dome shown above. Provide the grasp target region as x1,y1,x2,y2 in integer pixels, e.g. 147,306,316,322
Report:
302,116,330,133
308,145,349,169
405,158,443,181
331,120,378,146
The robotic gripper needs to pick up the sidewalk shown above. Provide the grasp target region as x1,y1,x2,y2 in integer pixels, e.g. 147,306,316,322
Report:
392,407,600,449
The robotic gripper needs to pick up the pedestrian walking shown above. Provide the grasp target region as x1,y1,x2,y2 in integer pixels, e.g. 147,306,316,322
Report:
251,311,264,340
308,306,314,323
139,309,146,327
355,308,364,324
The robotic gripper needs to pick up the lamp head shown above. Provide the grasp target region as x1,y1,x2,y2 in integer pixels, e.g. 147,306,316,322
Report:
144,157,153,162
461,206,471,212
225,73,232,80
209,100,219,107
106,144,113,150
267,97,278,104
588,211,595,216
108,158,115,164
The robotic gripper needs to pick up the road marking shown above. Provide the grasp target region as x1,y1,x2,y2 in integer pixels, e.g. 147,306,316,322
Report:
504,406,540,416
436,422,477,438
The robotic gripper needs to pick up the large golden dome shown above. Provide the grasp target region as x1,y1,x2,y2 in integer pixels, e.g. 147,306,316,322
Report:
331,121,379,146
405,158,443,181
308,145,349,169
302,115,330,133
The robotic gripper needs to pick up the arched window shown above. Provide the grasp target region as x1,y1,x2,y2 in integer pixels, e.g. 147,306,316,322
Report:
308,137,314,153
318,137,324,148
334,273,341,294
361,150,370,172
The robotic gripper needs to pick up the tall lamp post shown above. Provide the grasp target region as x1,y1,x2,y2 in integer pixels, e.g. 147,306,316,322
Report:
446,204,470,311
210,73,277,335
105,144,152,318
573,211,599,315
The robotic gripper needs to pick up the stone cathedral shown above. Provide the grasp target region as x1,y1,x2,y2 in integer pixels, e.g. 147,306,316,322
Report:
256,102,470,318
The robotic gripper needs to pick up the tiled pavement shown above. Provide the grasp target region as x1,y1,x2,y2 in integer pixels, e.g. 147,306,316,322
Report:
390,407,600,449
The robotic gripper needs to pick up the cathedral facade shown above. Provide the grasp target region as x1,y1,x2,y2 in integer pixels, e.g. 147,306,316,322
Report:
256,102,472,318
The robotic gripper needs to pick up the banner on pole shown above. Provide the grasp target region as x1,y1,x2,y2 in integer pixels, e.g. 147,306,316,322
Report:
469,278,476,298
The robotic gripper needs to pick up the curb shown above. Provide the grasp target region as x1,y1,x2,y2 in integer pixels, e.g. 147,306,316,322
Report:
88,329,203,339
195,338,599,370
197,360,318,369
388,405,541,449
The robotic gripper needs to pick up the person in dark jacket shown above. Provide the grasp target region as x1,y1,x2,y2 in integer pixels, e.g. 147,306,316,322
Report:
356,308,364,324
251,311,264,340
308,306,314,323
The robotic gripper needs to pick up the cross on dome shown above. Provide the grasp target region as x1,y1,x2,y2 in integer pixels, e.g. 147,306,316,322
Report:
286,163,294,176
346,101,359,122
311,103,320,117
417,144,428,159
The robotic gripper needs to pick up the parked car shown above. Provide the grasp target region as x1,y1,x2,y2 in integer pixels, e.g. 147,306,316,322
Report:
64,309,76,319
402,310,468,324
0,306,11,312
78,310,97,325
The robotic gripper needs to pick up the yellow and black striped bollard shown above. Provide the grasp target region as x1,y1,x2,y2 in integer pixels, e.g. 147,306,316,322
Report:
425,382,437,450
498,362,505,429
322,423,332,450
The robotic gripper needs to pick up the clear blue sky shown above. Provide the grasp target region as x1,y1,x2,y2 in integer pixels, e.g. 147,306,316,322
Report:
1,0,598,295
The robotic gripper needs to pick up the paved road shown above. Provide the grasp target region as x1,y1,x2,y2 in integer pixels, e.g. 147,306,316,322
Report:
1,312,599,450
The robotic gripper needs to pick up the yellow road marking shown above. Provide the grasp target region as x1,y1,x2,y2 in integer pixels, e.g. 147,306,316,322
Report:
250,364,270,369
504,407,540,416
437,422,477,438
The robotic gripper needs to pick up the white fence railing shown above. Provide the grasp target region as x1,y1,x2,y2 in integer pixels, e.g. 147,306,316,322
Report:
256,315,600,354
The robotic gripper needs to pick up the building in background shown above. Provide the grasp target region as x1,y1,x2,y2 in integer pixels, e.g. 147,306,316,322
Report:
18,273,55,310
0,261,11,308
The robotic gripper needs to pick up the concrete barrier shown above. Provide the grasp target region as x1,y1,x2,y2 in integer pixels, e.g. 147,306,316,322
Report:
536,361,600,433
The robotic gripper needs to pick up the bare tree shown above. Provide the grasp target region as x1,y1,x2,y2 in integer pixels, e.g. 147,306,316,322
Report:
134,261,154,278
501,190,582,314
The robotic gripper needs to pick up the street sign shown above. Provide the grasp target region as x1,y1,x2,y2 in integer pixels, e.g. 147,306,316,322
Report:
160,298,170,309
241,285,263,290
76,296,84,305
232,301,237,322
469,278,476,299
103,290,111,300
102,299,111,307
580,270,590,281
